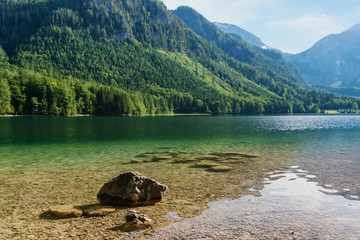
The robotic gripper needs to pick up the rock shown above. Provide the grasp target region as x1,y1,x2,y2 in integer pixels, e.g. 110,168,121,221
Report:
97,172,168,206
123,210,152,232
173,158,197,164
152,155,172,161
212,152,257,158
49,205,83,218
83,205,116,217
135,153,152,158
194,161,220,168
209,165,233,172
196,155,221,161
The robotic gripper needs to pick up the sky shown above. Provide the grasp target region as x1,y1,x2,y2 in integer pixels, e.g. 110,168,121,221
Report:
161,0,360,53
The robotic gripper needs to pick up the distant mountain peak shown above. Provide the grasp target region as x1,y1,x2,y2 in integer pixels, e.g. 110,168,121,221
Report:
343,23,360,33
287,23,360,93
213,22,265,48
213,22,231,30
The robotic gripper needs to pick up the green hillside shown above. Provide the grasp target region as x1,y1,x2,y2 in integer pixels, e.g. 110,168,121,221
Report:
0,0,358,115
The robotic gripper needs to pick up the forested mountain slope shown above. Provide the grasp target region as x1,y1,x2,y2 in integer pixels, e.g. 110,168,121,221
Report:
0,0,358,115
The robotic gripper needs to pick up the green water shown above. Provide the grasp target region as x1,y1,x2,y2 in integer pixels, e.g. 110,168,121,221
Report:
0,115,359,169
1,115,360,194
0,116,290,168
1,115,360,239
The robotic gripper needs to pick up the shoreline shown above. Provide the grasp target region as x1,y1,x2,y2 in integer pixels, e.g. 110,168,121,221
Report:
1,112,358,118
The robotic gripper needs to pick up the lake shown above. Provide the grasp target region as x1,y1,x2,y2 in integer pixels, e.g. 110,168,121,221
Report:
0,115,360,239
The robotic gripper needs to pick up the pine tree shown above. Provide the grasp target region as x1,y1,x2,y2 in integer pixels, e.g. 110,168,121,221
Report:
0,79,12,114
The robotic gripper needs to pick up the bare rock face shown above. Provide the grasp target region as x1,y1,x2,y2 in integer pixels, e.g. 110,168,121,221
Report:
123,210,153,232
97,172,168,206
49,205,83,218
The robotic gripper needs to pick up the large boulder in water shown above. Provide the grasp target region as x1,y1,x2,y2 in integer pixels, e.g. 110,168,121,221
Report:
97,172,168,206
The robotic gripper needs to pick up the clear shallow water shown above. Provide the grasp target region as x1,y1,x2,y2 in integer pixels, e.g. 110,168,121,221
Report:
149,169,360,239
1,115,360,238
1,115,360,194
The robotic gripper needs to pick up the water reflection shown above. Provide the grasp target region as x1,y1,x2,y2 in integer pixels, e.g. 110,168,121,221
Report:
149,168,360,239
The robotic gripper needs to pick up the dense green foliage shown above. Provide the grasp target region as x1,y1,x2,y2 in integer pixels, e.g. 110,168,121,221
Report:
0,68,178,115
0,0,359,116
173,7,307,98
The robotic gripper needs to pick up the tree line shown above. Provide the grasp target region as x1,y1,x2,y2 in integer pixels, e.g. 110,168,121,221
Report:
0,0,359,116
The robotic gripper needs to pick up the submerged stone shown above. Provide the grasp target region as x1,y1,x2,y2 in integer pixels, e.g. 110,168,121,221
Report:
196,155,221,161
152,155,172,161
49,205,83,218
212,152,257,158
209,165,234,172
128,159,143,164
83,205,116,217
97,172,168,206
173,157,197,163
194,161,220,168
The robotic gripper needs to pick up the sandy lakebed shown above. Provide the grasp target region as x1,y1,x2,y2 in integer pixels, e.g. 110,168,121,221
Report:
1,115,360,239
0,150,287,240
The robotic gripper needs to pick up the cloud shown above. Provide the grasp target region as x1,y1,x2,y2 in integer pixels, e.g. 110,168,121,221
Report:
161,0,282,25
267,14,343,35
264,14,344,53
161,0,358,53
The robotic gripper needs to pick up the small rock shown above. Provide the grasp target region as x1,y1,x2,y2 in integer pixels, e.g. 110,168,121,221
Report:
49,205,83,218
212,152,257,158
196,155,221,161
209,165,233,172
97,172,168,206
194,161,220,168
135,153,152,158
83,205,116,217
152,155,172,161
173,158,197,163
123,210,152,232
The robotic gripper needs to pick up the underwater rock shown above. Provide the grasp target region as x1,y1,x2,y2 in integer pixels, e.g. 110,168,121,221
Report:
209,165,233,172
123,210,153,232
213,152,257,158
152,155,172,161
97,172,168,206
83,205,116,217
173,157,197,163
196,155,221,161
49,205,83,218
194,161,221,168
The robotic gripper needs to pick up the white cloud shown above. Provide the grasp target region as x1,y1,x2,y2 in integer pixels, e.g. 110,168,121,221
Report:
162,0,282,25
263,14,345,53
161,0,359,53
268,14,342,35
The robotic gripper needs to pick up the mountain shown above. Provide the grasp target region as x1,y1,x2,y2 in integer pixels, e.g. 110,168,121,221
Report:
286,24,360,95
173,7,313,97
0,1,358,115
213,22,266,48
